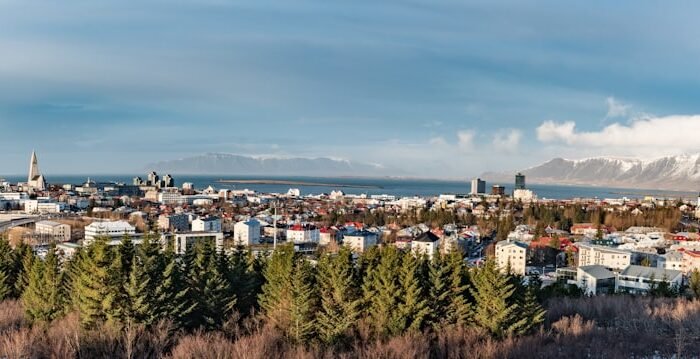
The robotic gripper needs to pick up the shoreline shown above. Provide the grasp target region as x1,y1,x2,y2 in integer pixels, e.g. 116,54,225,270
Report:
216,179,382,189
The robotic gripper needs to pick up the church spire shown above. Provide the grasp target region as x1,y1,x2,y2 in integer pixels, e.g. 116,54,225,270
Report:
28,150,40,182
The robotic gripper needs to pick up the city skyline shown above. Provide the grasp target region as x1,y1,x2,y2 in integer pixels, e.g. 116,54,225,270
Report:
2,1,700,176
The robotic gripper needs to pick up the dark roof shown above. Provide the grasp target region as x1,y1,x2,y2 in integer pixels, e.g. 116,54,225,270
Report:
414,231,440,243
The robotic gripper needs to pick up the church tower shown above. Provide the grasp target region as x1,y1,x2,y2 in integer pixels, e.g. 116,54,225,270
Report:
27,151,46,191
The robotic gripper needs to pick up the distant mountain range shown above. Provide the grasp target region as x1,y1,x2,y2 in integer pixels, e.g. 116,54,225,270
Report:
145,153,391,176
482,154,700,192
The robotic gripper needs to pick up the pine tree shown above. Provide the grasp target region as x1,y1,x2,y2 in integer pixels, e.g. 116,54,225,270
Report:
153,245,193,327
22,244,64,322
259,244,296,331
75,237,119,328
516,280,545,335
316,246,361,344
364,246,402,337
0,238,16,299
121,256,152,325
427,253,451,328
445,249,472,326
398,252,430,332
469,260,521,338
689,269,700,298
288,259,317,343
14,242,34,297
183,238,235,330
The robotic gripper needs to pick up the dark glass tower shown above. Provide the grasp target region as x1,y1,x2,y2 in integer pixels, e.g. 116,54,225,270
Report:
515,173,526,190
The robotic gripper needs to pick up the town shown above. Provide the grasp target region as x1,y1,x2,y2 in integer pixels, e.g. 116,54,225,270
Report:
3,151,698,299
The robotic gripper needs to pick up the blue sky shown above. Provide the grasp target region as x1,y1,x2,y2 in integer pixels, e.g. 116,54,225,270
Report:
2,0,700,177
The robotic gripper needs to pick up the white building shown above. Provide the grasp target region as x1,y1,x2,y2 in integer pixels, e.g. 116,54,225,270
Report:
495,240,528,275
658,250,685,272
470,178,486,195
577,265,616,295
287,224,320,244
56,242,82,258
616,265,683,294
35,220,71,242
84,220,136,244
192,216,222,232
411,231,441,260
158,192,186,205
577,243,631,272
163,231,224,255
24,200,62,214
233,219,261,246
343,230,378,253
513,189,537,202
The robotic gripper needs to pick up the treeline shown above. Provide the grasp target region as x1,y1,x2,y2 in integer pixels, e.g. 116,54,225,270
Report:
0,234,546,353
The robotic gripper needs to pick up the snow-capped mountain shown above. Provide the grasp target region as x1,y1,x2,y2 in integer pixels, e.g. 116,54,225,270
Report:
483,154,700,191
145,153,392,176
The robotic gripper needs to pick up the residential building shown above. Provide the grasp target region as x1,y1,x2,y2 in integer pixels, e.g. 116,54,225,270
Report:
287,224,320,244
491,185,505,196
495,240,528,275
24,200,62,214
658,250,685,272
319,227,335,246
513,189,536,202
233,219,261,246
163,231,224,255
84,220,136,244
192,216,222,232
577,265,616,295
343,230,378,253
35,220,71,242
411,231,441,260
616,265,683,294
56,242,81,258
577,243,631,272
158,213,190,232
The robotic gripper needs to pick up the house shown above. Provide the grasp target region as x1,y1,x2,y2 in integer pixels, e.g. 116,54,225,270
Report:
158,213,190,232
411,231,441,260
616,265,682,294
495,240,528,275
570,223,599,237
343,230,378,253
287,224,320,244
233,218,261,246
577,243,631,272
658,250,685,272
577,265,616,295
191,216,222,232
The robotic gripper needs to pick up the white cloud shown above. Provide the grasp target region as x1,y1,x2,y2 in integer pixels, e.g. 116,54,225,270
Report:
429,136,448,146
492,129,522,153
457,130,476,152
536,115,700,157
605,96,630,118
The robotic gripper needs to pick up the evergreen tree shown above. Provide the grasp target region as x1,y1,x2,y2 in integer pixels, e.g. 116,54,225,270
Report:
183,238,235,330
0,238,16,299
517,278,545,335
427,253,451,328
74,237,118,328
22,244,64,322
288,259,317,343
153,245,193,327
398,252,430,332
14,242,34,297
364,246,402,337
259,244,296,331
469,260,521,338
121,256,152,325
689,269,700,298
316,247,361,344
445,249,472,326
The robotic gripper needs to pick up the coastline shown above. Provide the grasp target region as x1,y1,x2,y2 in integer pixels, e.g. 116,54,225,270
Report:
215,179,382,189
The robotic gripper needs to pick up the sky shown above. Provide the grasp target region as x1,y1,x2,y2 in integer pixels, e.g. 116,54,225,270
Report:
1,0,700,177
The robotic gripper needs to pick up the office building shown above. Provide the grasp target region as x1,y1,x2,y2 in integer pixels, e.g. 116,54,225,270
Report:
515,172,526,190
491,185,505,196
470,178,486,195
35,220,71,242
